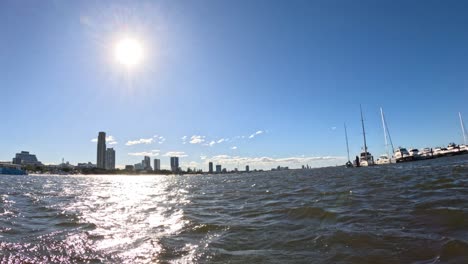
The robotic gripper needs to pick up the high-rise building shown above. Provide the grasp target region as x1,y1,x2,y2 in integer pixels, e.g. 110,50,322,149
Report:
97,132,106,169
134,163,145,171
143,156,152,170
12,151,42,166
154,159,160,171
246,165,250,172
170,157,179,172
208,162,213,173
216,165,222,173
105,148,115,170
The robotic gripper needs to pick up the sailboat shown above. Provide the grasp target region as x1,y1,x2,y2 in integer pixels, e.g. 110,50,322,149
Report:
376,107,395,165
358,105,374,166
344,123,353,168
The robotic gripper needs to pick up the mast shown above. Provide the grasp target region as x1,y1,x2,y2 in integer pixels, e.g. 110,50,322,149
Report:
380,107,390,158
382,110,395,153
460,112,467,145
344,123,351,162
360,105,368,160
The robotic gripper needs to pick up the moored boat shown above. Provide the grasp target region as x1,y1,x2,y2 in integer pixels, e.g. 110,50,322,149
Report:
359,151,375,166
358,105,375,167
0,163,27,175
433,147,448,157
408,148,421,160
394,147,412,162
375,154,391,165
419,148,433,159
376,107,395,165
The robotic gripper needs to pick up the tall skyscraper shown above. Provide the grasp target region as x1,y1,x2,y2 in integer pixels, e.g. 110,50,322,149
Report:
216,165,222,173
143,156,152,170
246,165,250,172
105,148,115,170
208,162,213,173
170,157,179,172
154,159,160,171
97,132,106,169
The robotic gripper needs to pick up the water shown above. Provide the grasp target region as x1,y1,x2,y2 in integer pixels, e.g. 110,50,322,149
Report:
1,156,468,263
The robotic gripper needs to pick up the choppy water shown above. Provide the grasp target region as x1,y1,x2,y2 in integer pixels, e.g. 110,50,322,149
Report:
1,156,468,263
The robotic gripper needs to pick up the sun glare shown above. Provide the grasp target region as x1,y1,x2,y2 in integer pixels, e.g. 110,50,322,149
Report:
114,37,144,67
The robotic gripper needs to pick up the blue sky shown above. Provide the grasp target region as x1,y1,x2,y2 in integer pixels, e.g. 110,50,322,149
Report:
1,0,468,170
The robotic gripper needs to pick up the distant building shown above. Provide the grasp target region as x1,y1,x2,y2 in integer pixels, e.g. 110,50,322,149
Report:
216,165,222,173
125,165,134,171
59,160,74,169
76,162,96,169
245,165,249,172
143,156,152,170
154,159,160,171
106,148,115,170
12,151,42,166
97,132,106,169
208,162,213,173
134,163,145,171
170,157,179,172
273,166,290,171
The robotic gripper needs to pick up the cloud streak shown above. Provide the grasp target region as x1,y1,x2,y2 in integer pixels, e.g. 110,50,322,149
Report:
128,150,160,157
164,151,188,157
190,135,205,144
91,135,118,145
126,138,154,146
248,130,264,139
153,135,166,144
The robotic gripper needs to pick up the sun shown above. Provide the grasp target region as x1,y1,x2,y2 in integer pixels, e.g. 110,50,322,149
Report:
114,37,144,67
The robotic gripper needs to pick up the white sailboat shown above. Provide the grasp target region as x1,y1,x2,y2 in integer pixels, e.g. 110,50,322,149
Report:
376,107,395,165
344,123,353,168
358,105,374,166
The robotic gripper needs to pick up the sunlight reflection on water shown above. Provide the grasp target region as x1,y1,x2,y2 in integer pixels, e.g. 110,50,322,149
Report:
67,176,190,262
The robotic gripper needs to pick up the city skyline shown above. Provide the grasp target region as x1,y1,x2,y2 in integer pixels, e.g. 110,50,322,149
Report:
1,1,468,170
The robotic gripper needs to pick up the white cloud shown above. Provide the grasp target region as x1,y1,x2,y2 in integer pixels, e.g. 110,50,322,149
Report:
164,151,188,157
182,161,201,169
203,138,227,147
107,136,117,145
190,135,205,144
90,135,118,145
128,150,160,157
200,155,207,160
249,130,264,139
152,135,166,144
126,138,154,146
231,146,238,150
